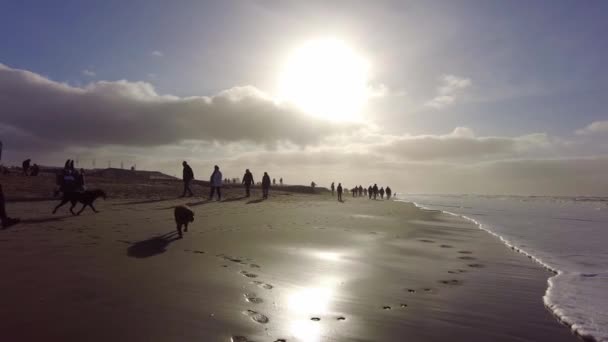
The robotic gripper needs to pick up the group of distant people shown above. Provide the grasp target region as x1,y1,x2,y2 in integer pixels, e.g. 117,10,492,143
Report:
331,182,393,202
21,159,40,176
181,162,283,201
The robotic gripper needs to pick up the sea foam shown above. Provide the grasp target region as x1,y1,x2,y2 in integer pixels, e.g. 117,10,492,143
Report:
397,194,608,342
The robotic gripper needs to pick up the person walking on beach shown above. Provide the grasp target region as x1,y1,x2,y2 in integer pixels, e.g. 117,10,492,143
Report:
262,172,271,199
0,184,20,228
331,182,335,196
181,161,194,197
364,188,368,197
208,165,222,201
379,187,385,199
358,185,363,197
372,184,378,200
280,178,283,186
22,159,31,176
368,185,373,199
242,169,255,197
386,186,392,199
351,187,356,197
337,183,343,202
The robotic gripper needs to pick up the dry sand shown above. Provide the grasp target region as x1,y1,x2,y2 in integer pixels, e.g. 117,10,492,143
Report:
0,175,577,341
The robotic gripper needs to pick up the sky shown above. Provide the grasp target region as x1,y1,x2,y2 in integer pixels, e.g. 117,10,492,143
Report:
1,0,608,196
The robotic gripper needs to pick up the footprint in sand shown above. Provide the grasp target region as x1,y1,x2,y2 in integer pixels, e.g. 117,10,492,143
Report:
458,256,476,260
249,264,261,269
400,304,408,308
468,263,485,268
274,339,287,342
337,316,346,321
244,293,263,304
240,271,258,278
193,250,205,254
252,281,273,290
458,250,473,254
382,305,392,310
439,279,463,286
310,317,321,321
419,239,435,243
231,336,253,342
440,244,453,248
406,289,416,293
243,310,269,324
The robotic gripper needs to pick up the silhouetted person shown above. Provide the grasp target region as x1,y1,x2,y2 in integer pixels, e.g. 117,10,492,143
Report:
351,187,356,197
262,172,271,199
368,186,372,199
311,181,316,191
273,178,276,186
209,165,222,201
181,161,194,197
242,169,254,197
373,184,378,200
364,188,368,197
331,182,335,196
386,187,392,199
379,187,385,199
0,184,20,228
358,185,363,197
76,168,86,191
22,159,31,176
30,163,40,176
337,183,343,202
280,178,283,186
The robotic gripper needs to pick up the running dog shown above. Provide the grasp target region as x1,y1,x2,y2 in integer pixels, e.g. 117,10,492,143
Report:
174,205,194,238
52,189,107,216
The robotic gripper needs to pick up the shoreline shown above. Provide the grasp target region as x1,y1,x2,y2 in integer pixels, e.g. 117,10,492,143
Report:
0,185,578,341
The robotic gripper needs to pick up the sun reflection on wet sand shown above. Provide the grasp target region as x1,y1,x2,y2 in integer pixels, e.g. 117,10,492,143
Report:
287,277,339,342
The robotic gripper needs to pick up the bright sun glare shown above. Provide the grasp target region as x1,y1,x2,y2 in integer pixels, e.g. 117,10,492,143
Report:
278,38,370,122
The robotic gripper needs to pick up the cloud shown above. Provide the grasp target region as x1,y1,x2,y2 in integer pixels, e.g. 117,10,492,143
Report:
82,69,96,77
575,120,608,135
374,127,549,161
0,63,354,148
151,50,164,57
425,74,471,109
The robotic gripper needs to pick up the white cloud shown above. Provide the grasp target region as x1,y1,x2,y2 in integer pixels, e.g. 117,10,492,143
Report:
82,69,96,77
151,50,164,57
576,120,608,135
425,74,471,109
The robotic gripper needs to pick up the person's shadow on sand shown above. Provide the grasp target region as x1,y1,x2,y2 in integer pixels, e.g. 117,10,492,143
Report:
246,198,265,204
126,231,180,258
222,196,247,203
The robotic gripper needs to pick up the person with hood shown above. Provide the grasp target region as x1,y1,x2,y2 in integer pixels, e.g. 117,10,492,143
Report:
262,172,271,199
181,161,194,197
386,186,392,199
337,183,343,202
331,182,335,196
242,169,255,197
379,187,385,199
372,184,379,200
208,165,222,201
0,185,20,228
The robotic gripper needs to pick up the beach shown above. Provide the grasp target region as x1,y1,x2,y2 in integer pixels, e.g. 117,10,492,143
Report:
0,175,577,342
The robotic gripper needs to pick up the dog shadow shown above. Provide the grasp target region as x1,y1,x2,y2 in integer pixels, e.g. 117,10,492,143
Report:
246,198,266,204
126,231,180,258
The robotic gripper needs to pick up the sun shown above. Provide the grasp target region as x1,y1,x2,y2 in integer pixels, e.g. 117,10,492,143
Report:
277,38,370,122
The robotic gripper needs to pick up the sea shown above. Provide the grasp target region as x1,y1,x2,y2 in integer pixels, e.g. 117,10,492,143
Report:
396,194,608,342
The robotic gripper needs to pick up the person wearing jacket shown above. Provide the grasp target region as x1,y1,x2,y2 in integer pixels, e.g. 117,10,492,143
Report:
242,169,255,197
208,165,223,201
181,161,194,197
261,172,271,199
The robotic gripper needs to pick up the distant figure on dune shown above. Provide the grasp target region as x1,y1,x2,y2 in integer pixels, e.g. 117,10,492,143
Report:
209,165,222,201
242,169,255,197
0,185,20,228
386,187,392,199
174,205,194,238
262,172,271,199
181,161,194,197
30,163,40,176
280,178,283,186
379,187,385,199
337,183,343,202
331,182,335,196
311,181,316,191
373,184,378,200
22,159,31,176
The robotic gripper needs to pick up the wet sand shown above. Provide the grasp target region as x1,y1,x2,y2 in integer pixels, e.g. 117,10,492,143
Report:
0,186,577,341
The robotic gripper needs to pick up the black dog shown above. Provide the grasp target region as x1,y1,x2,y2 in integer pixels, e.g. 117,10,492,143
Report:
52,189,106,216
